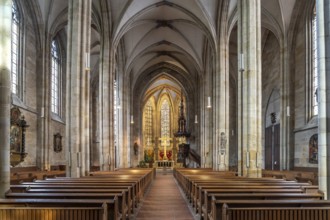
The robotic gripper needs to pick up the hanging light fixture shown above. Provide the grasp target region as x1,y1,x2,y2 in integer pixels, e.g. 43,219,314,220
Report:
130,115,134,124
194,114,198,124
207,96,212,108
85,52,90,71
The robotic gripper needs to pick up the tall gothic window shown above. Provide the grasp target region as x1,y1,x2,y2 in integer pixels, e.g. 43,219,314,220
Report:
144,100,153,146
114,79,118,146
161,100,170,137
11,1,21,96
312,6,318,116
51,40,61,115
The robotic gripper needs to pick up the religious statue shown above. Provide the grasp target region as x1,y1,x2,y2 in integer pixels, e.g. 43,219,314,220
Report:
53,133,62,153
309,134,318,164
133,142,139,156
220,132,227,155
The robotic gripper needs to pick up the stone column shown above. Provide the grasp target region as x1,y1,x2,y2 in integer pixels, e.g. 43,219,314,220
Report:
215,0,230,171
237,0,262,177
0,0,12,198
98,4,115,171
66,0,92,177
202,54,213,168
317,0,330,199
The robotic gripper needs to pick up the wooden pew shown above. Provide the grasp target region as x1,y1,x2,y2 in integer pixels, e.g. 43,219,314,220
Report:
210,199,330,220
10,184,136,212
202,192,324,219
191,181,315,207
22,188,132,219
5,192,126,220
197,188,318,218
11,183,137,210
19,180,142,207
0,198,118,220
173,168,323,220
262,169,318,185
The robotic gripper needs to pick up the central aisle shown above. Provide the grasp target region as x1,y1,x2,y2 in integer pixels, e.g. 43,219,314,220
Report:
135,172,195,220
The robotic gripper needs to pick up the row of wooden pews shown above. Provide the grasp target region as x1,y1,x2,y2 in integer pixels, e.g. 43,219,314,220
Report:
1,168,155,220
174,168,329,220
262,169,318,185
10,166,66,184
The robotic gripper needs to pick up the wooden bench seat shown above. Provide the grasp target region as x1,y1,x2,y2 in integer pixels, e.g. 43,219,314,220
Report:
196,188,315,217
178,176,301,197
10,184,136,211
23,188,133,218
210,199,330,220
184,179,310,201
173,168,324,220
10,168,66,184
33,179,144,202
190,182,316,205
194,185,316,215
0,198,118,220
201,192,324,219
5,192,127,219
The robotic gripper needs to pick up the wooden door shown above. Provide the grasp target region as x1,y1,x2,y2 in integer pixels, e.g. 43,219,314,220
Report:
265,124,280,170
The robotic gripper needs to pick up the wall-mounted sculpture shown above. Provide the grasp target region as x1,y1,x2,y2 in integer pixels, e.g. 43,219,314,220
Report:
54,133,62,153
10,107,28,167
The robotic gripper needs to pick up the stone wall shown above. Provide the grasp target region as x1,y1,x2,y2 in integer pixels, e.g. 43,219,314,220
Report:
293,5,318,169
13,3,67,169
14,6,38,167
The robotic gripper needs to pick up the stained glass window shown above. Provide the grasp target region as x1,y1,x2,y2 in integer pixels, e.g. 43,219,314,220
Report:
144,100,153,146
11,1,21,95
161,100,170,137
114,79,118,145
312,6,318,116
51,40,60,114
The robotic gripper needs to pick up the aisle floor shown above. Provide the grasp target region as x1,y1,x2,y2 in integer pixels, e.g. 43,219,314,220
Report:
135,171,196,220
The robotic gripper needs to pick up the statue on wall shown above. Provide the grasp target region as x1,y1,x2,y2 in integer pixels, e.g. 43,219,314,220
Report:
220,132,227,154
309,134,318,164
10,107,28,167
54,133,62,153
134,142,139,156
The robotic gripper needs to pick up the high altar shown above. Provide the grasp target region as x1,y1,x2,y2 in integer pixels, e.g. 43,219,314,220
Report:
153,93,190,168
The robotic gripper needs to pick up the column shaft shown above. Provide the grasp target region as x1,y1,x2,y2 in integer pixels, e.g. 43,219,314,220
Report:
66,0,92,177
0,0,12,198
237,0,262,177
317,0,330,199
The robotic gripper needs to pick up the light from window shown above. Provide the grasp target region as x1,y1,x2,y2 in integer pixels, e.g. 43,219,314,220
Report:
114,80,118,144
144,100,153,146
312,7,318,116
11,1,20,95
51,40,60,114
161,100,170,137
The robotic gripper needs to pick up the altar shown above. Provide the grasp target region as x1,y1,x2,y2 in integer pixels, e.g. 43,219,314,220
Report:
155,136,176,168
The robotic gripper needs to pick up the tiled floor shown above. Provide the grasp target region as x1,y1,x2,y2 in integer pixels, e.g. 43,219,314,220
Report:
135,172,196,220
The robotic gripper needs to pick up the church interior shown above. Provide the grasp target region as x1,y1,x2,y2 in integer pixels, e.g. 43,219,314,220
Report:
1,0,330,219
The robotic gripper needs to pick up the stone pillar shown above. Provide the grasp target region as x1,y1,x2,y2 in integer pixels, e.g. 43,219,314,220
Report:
237,0,262,177
66,0,92,177
215,0,230,171
98,5,115,171
317,0,330,199
201,51,213,168
0,0,12,198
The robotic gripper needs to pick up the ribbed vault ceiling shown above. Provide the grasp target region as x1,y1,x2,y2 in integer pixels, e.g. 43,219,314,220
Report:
38,0,298,87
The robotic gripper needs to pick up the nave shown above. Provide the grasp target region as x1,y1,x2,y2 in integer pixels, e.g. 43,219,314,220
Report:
1,167,330,220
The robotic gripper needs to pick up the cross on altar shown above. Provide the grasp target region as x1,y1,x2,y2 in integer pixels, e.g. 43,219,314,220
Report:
159,136,172,160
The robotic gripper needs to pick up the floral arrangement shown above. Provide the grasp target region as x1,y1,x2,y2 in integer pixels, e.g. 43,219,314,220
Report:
144,149,154,163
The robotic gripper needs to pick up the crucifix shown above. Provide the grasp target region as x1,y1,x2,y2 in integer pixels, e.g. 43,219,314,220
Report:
159,136,172,160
